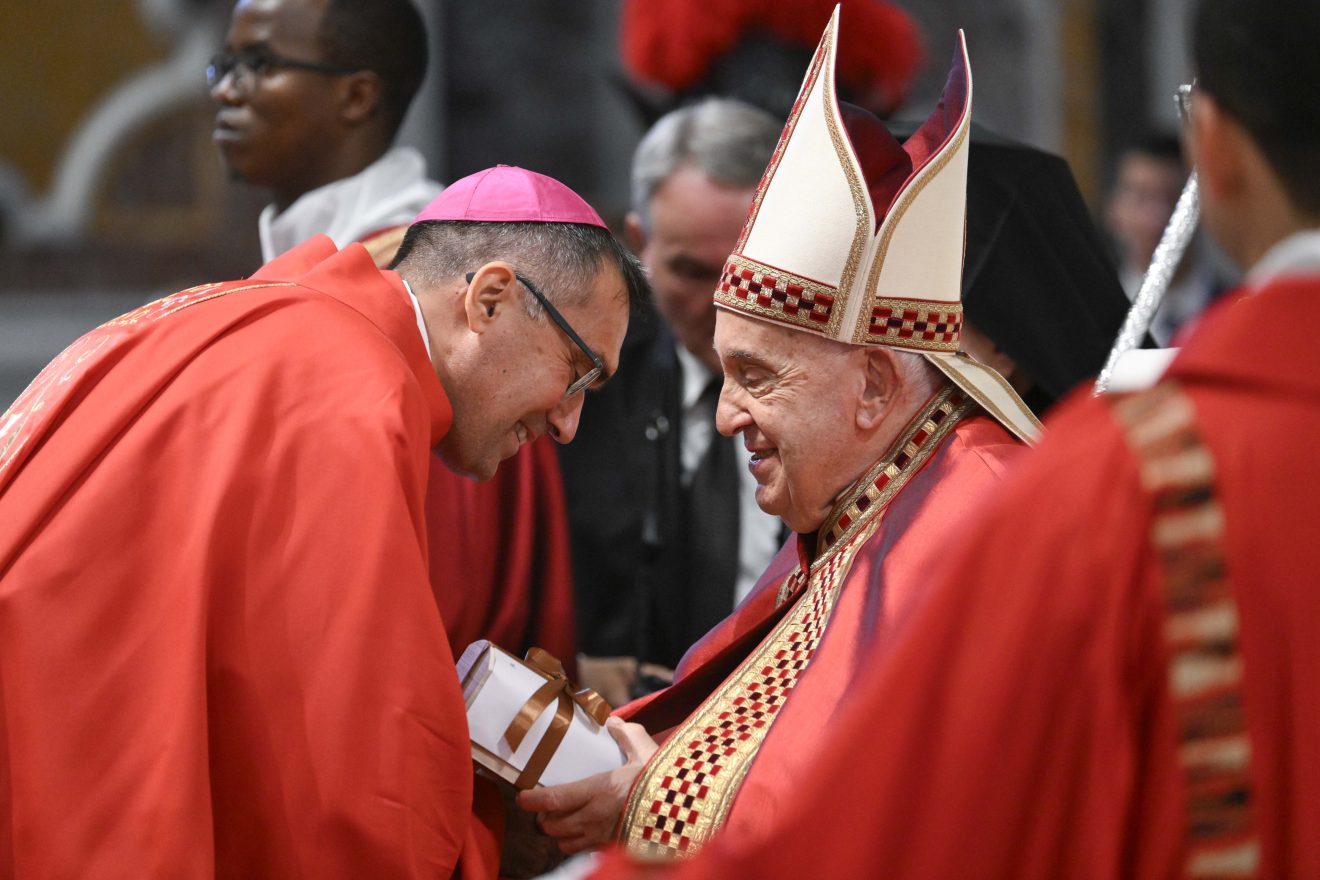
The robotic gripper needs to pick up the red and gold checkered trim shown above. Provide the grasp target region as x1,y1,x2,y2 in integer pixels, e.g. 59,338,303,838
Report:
819,385,970,552
863,297,962,351
1112,382,1258,879
619,383,974,860
714,255,838,334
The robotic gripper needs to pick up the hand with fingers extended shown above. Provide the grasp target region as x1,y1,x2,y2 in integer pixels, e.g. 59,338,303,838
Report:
515,716,659,854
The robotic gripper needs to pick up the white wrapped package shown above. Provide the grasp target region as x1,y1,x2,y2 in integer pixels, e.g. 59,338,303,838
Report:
457,640,626,789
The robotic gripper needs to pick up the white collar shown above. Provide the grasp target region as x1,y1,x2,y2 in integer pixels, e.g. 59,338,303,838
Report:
258,146,442,261
402,279,432,359
674,341,717,410
1246,228,1320,287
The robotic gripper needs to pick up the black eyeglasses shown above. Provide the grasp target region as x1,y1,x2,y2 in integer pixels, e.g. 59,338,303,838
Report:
206,48,360,91
465,271,604,398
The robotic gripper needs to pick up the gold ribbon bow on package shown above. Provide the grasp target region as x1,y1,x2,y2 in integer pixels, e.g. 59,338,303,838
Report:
502,647,612,789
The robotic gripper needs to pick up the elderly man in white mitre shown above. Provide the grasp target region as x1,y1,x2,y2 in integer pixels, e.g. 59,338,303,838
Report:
518,9,1041,866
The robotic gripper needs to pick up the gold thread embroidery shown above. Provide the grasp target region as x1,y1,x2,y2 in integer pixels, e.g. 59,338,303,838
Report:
817,387,968,550
819,26,872,342
619,385,974,859
924,352,1042,443
714,254,839,335
0,282,295,479
855,118,971,344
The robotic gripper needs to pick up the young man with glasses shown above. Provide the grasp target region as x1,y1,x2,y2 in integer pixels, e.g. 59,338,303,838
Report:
0,166,647,877
210,0,437,264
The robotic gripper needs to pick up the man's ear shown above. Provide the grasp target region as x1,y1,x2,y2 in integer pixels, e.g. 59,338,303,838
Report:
463,262,519,333
856,347,900,431
338,70,384,126
623,211,648,255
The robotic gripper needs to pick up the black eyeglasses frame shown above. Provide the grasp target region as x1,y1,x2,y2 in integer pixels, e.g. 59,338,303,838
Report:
464,270,604,399
207,49,361,91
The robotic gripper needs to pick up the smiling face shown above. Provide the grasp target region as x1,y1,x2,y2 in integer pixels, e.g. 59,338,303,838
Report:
712,310,878,533
436,264,630,481
633,164,755,373
210,0,346,206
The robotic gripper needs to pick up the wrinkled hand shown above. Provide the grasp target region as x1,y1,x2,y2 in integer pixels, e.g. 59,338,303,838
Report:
516,716,659,854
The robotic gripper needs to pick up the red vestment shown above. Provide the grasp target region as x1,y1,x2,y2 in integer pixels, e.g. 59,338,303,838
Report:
631,273,1320,878
425,438,577,677
0,238,496,878
611,389,1019,856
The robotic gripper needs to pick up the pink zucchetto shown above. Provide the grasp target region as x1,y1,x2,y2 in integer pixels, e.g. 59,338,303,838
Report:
412,165,607,229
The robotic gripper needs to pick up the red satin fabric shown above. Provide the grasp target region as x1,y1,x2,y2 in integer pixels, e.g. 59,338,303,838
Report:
0,238,491,878
608,275,1320,878
616,414,1019,848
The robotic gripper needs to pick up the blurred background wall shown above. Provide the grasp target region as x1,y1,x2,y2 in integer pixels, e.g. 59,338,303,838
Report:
0,0,1197,405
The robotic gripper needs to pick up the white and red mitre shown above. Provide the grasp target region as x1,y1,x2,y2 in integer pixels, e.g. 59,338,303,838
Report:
714,8,1040,442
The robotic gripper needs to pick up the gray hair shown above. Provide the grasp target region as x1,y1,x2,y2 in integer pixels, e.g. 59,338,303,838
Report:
892,349,944,399
630,97,781,232
391,220,650,317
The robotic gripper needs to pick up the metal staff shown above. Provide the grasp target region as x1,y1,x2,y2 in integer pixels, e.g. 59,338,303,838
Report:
1094,172,1201,394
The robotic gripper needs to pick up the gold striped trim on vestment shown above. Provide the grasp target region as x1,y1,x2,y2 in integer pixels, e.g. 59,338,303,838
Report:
0,282,295,480
1111,381,1259,879
619,384,975,859
816,385,969,557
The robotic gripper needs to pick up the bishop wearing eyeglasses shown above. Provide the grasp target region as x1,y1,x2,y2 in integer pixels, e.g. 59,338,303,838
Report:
0,168,647,878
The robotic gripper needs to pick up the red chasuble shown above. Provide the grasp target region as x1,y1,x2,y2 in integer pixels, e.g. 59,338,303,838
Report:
426,437,578,676
610,386,1020,857
624,274,1320,879
0,237,495,878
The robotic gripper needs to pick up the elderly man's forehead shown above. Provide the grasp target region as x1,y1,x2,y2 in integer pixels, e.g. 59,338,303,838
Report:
714,310,815,361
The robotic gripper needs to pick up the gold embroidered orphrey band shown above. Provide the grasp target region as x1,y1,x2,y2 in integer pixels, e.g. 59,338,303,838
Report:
1112,382,1259,879
619,386,973,859
0,282,291,480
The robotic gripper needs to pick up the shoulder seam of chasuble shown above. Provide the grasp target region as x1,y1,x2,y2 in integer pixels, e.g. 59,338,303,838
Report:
619,385,974,860
0,282,294,482
1111,382,1260,879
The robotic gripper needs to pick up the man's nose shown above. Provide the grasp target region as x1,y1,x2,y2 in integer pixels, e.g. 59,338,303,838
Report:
715,382,749,437
210,70,243,105
547,393,585,444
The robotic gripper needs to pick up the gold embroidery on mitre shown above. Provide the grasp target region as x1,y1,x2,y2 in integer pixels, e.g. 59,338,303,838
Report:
619,384,973,860
818,24,872,342
854,120,971,345
714,254,838,334
727,15,870,343
864,297,963,352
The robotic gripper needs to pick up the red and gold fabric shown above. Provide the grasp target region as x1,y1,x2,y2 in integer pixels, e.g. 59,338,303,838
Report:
614,275,1320,879
612,386,1015,859
710,8,1039,443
